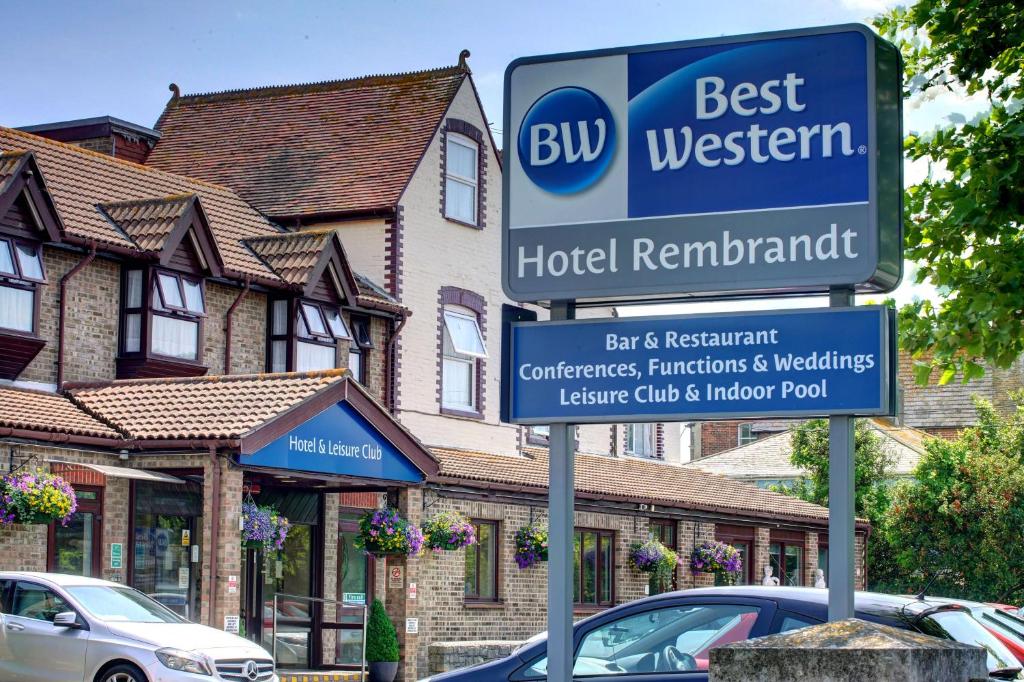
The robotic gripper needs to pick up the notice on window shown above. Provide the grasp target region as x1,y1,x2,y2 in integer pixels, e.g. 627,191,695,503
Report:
178,567,189,590
224,615,240,634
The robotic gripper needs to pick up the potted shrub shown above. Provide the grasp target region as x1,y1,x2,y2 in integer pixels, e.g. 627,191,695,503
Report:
628,539,680,582
355,508,423,557
421,511,476,553
241,502,290,552
513,522,548,569
365,598,400,682
690,540,743,584
0,470,76,526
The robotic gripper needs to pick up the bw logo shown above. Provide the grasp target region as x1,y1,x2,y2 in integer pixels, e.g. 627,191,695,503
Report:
517,86,616,195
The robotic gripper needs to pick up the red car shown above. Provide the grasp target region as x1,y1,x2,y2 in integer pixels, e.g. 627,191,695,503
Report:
933,598,1024,664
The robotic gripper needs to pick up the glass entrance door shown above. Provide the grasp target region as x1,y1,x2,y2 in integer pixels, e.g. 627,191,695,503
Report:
240,489,319,670
334,512,374,668
48,487,102,577
130,481,203,621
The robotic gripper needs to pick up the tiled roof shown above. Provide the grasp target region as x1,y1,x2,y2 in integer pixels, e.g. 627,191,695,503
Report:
0,386,120,439
70,370,346,440
147,66,468,218
246,230,332,287
0,150,29,192
354,272,402,311
431,446,832,523
0,127,283,282
98,194,195,252
684,418,928,480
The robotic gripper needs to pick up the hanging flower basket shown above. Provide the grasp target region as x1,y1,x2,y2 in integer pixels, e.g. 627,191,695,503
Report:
241,502,290,552
514,522,548,569
628,539,680,580
690,541,743,583
355,508,423,557
0,470,77,526
421,511,476,552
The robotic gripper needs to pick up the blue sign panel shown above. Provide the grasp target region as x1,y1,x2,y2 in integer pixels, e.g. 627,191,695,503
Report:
242,401,424,483
503,25,903,303
507,307,893,423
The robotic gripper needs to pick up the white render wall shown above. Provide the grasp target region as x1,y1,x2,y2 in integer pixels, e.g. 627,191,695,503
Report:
323,76,675,460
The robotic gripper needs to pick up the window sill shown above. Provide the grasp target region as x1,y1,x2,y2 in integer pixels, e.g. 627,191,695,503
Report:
441,406,484,421
116,355,209,380
0,330,45,381
463,599,505,609
443,216,483,231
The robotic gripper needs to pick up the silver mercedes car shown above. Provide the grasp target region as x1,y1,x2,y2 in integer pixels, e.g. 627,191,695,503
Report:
0,571,277,682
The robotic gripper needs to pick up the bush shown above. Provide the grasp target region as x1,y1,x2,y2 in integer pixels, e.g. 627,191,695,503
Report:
365,598,399,663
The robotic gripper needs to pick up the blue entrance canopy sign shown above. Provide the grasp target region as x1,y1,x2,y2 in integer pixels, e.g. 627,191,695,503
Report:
507,306,893,423
241,401,424,483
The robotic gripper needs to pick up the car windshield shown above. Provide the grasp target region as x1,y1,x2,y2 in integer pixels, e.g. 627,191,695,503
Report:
66,585,186,624
920,610,1023,676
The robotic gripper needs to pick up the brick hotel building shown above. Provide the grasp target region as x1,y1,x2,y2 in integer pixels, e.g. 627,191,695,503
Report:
0,56,864,680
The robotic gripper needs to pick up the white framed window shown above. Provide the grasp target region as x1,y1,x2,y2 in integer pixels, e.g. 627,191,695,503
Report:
0,238,45,334
626,423,656,458
445,133,479,224
442,306,486,412
738,423,757,446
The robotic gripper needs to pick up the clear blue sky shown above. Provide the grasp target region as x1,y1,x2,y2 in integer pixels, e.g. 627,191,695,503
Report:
3,0,888,132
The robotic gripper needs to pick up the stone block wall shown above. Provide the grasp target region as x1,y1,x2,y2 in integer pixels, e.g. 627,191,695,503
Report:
427,641,523,675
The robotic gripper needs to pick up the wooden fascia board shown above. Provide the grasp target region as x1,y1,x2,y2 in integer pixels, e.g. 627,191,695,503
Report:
159,197,224,277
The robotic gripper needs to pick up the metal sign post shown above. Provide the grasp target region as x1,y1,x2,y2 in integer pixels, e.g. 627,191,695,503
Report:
828,287,857,621
548,300,576,682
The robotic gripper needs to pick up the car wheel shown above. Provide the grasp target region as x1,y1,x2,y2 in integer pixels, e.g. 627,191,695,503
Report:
100,663,147,682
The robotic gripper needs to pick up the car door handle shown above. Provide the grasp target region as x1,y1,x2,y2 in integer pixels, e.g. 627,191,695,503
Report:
5,623,24,632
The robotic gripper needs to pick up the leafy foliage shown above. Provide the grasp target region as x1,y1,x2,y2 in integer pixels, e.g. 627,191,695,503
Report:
772,419,905,590
365,598,400,663
874,2,1024,383
883,396,1024,602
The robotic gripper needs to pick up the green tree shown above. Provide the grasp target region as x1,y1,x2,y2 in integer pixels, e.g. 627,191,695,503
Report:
772,419,905,590
884,396,1024,602
874,2,1024,383
365,598,400,663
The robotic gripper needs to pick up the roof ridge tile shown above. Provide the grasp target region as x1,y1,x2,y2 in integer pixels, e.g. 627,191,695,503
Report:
170,64,466,104
66,369,349,393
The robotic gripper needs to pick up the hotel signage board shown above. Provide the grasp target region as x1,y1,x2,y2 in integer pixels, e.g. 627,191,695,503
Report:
505,306,894,424
502,25,902,303
241,401,424,483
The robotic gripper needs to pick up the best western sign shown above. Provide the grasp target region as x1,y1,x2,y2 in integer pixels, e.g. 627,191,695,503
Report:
502,25,903,303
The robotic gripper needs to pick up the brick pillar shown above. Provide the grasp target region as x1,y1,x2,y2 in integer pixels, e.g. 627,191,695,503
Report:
678,520,717,588
753,527,771,585
322,493,340,665
384,487,422,682
202,456,242,630
101,476,130,583
804,531,819,588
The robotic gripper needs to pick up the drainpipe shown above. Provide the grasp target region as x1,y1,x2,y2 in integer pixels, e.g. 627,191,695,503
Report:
223,277,251,375
384,312,409,413
208,444,221,629
57,242,97,388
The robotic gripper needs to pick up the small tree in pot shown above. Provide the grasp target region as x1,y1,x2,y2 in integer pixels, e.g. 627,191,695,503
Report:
365,598,400,682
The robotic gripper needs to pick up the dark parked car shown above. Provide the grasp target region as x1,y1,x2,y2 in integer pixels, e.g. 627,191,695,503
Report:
418,586,1024,682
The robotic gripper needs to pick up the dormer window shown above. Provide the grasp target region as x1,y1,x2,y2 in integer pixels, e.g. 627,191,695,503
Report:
0,238,45,334
118,266,208,378
268,298,351,373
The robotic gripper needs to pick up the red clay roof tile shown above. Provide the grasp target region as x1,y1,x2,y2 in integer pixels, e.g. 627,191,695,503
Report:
147,66,467,218
98,194,196,252
431,446,832,523
0,387,121,439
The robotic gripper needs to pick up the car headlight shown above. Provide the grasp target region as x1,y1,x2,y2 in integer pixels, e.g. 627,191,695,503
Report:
155,648,212,675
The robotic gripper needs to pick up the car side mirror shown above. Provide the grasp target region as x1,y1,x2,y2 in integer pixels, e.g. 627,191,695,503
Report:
53,612,79,628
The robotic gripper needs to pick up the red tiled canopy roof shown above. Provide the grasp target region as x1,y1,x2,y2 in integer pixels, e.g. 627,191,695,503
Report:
69,370,347,440
431,446,835,524
148,66,468,219
0,387,120,440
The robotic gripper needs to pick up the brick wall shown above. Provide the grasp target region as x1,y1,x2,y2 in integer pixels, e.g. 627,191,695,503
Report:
698,421,750,458
204,282,266,375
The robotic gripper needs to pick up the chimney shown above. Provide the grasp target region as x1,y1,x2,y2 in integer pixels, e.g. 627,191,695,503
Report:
18,116,160,163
